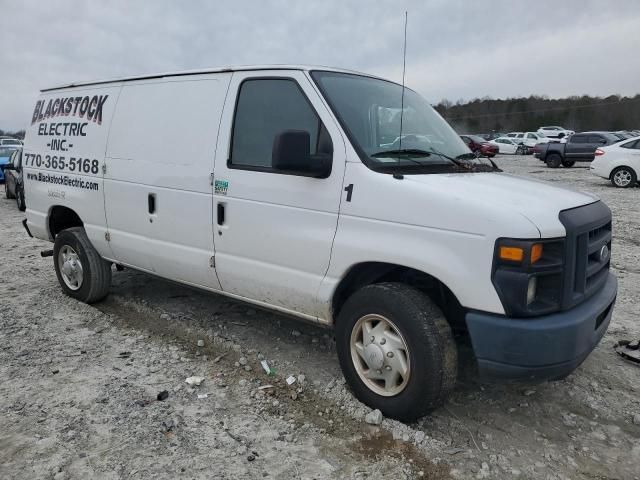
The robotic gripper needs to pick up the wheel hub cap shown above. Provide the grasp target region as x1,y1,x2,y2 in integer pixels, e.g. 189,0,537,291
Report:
58,245,83,291
364,343,385,370
350,314,411,397
614,170,631,186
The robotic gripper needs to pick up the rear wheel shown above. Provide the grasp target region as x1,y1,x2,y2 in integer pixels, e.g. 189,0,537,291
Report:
562,160,575,168
4,180,14,199
546,153,562,168
16,186,25,211
611,166,637,188
53,227,111,303
335,282,457,421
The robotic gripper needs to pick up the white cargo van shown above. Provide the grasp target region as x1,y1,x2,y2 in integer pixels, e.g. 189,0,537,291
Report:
23,66,617,420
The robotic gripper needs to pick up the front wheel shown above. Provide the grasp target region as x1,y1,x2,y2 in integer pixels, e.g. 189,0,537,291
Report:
335,283,457,421
515,146,524,155
611,166,637,188
53,227,112,303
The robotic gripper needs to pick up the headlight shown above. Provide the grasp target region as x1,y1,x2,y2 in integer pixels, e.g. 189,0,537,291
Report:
492,238,565,317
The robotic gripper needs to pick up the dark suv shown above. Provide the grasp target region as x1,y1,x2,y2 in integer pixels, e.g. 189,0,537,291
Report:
534,131,620,168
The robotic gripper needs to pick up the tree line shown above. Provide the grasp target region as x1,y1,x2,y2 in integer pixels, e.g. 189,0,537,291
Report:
434,94,640,134
0,129,25,139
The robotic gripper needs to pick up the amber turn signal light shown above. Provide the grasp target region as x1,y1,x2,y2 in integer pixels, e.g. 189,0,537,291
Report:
531,243,543,263
499,246,524,262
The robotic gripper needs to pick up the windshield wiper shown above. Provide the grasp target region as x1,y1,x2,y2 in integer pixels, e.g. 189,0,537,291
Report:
371,148,433,158
430,148,500,172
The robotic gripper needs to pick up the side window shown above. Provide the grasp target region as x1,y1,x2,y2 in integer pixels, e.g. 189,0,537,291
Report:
588,135,605,144
230,78,332,170
620,140,638,149
571,135,587,144
527,133,536,139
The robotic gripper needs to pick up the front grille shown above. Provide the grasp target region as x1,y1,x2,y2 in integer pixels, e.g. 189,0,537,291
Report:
559,201,612,310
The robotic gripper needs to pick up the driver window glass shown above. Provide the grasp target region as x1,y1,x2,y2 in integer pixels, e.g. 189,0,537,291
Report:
230,79,328,169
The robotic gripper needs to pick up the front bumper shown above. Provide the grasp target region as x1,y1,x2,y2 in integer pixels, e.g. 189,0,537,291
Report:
465,273,617,381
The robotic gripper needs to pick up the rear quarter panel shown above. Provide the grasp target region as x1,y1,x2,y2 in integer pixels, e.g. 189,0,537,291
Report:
23,85,121,257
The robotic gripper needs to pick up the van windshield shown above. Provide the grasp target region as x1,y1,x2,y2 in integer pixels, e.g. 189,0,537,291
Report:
311,71,494,173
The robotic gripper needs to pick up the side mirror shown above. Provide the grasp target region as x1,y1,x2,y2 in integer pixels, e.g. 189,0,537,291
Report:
272,130,330,178
3,163,15,171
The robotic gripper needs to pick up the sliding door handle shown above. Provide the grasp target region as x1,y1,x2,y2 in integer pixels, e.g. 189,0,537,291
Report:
217,203,225,225
148,193,156,214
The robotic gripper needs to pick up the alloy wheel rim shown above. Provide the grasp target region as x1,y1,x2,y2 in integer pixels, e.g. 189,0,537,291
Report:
58,245,83,291
614,170,631,187
350,314,411,397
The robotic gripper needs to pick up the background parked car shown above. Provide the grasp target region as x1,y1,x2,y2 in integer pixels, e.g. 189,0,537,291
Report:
0,145,19,183
478,132,504,141
535,131,619,167
460,134,498,157
590,136,640,188
3,148,25,210
0,137,23,146
612,131,634,141
537,126,574,139
508,132,551,152
488,137,526,154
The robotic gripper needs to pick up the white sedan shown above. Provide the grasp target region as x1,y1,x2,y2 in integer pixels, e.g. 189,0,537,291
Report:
590,136,640,188
488,137,525,154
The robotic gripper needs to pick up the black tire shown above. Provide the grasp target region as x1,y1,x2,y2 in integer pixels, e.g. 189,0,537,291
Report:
546,153,562,168
515,146,524,155
335,282,457,421
53,227,111,303
562,160,575,168
610,166,637,188
16,186,25,211
4,180,14,199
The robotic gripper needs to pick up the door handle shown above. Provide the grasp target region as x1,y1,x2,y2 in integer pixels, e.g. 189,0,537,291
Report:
148,193,156,214
217,203,225,225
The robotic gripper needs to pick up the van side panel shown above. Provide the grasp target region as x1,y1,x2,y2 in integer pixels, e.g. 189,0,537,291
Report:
23,85,121,258
104,74,231,288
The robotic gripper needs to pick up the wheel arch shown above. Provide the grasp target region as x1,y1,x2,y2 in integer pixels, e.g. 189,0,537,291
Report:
330,261,466,330
48,205,84,240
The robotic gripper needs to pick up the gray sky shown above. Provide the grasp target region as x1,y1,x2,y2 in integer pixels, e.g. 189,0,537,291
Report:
1,0,639,130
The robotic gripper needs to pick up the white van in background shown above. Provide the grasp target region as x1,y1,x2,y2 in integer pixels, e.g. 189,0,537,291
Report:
22,65,617,420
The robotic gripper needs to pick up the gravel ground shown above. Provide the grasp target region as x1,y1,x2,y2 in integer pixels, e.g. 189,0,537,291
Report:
1,154,639,480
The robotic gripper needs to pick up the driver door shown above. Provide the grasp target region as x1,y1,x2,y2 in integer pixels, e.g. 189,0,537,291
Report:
212,71,346,319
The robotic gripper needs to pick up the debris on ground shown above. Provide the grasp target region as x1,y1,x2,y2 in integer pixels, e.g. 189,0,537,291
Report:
157,390,169,401
365,409,383,426
260,360,273,375
185,376,205,386
212,352,227,363
614,339,640,364
286,375,296,385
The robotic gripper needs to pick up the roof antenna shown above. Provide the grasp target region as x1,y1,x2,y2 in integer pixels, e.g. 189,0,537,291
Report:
398,11,408,151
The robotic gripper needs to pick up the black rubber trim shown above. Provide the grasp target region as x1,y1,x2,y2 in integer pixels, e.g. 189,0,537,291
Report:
22,218,33,238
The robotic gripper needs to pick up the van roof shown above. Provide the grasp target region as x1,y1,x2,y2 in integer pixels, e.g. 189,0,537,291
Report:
41,64,381,92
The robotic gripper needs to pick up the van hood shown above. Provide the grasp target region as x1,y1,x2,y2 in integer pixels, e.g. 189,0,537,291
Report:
404,172,598,237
